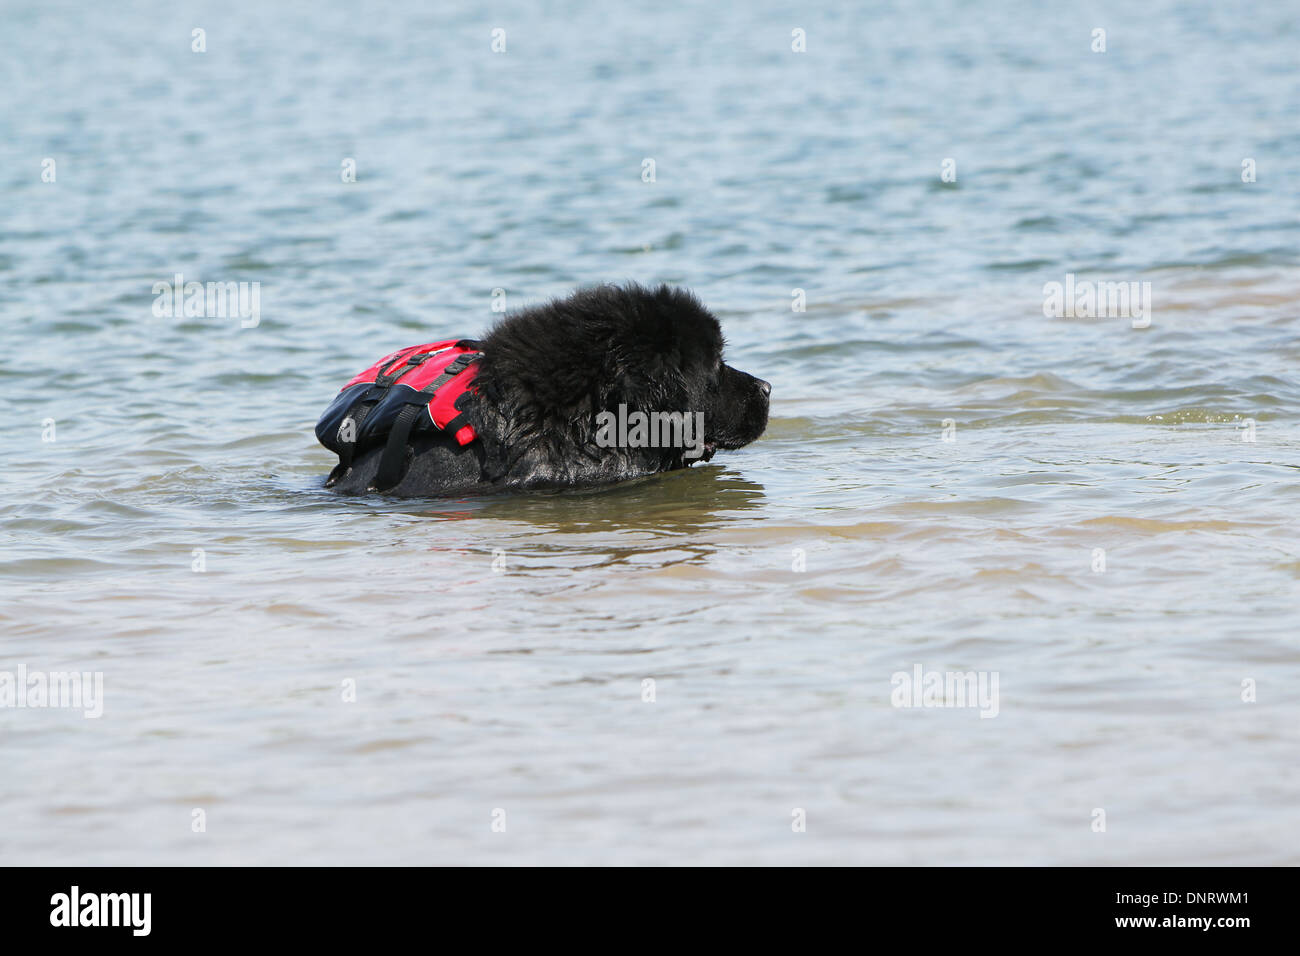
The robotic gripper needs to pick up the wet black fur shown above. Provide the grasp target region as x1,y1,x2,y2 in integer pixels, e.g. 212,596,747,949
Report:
325,283,770,497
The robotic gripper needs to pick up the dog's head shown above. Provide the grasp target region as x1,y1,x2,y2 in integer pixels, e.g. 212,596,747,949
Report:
476,283,769,479
590,284,770,460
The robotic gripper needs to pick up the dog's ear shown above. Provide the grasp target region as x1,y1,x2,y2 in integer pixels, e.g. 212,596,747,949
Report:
604,355,687,412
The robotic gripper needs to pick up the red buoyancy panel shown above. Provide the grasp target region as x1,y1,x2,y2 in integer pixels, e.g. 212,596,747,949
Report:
342,340,462,390
339,340,481,446
426,367,480,446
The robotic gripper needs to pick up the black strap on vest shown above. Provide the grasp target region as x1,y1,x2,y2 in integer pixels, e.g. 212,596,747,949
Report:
370,353,480,492
374,348,444,387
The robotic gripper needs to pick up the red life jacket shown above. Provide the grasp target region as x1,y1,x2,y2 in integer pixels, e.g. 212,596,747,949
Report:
316,339,483,490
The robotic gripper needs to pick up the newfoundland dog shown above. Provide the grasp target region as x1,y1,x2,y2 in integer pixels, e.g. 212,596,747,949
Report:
317,283,770,497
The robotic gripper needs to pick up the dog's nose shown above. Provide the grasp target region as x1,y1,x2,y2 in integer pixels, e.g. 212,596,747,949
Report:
758,379,771,397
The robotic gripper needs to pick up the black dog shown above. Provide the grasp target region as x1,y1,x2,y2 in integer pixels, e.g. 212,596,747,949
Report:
321,283,770,497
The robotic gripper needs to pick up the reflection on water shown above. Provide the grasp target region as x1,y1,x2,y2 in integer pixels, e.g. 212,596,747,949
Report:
462,468,768,533
2,0,1299,865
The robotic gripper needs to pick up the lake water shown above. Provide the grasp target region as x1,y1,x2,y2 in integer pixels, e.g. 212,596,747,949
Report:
2,0,1298,865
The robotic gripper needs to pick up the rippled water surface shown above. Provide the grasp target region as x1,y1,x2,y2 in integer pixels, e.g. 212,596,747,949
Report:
2,1,1299,865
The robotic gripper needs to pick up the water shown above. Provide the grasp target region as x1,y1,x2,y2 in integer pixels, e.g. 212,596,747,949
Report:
2,1,1298,865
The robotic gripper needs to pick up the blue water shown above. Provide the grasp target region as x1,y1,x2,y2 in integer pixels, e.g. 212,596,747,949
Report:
2,0,1298,864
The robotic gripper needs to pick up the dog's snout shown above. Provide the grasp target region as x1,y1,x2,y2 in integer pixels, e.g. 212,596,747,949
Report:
757,378,771,397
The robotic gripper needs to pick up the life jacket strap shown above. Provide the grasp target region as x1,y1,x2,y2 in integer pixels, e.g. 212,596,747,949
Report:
373,346,451,387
